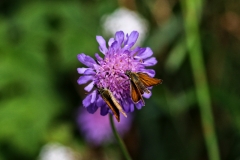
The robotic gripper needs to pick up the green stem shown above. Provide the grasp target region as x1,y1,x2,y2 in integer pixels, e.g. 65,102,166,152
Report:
109,115,132,160
180,0,220,160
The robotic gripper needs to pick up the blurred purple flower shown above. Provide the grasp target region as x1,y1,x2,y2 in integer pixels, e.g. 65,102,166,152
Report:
77,108,132,146
77,31,157,115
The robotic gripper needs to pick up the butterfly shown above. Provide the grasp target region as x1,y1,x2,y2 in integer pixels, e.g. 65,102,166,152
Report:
125,70,162,105
97,87,127,122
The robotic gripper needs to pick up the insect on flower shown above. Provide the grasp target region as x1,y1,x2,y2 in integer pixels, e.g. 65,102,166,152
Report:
97,87,127,122
77,30,161,117
125,70,162,105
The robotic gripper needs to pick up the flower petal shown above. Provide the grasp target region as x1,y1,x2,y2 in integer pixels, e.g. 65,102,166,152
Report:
121,100,130,112
84,69,96,74
110,41,118,51
138,69,155,77
83,93,93,107
123,31,139,49
96,97,105,108
115,31,124,47
135,102,144,109
108,38,115,47
87,103,98,114
77,67,89,74
135,47,153,59
93,64,100,71
146,69,156,77
77,53,97,68
130,47,142,56
96,36,108,54
129,102,134,112
77,75,93,85
143,91,152,99
100,105,109,116
143,57,157,66
78,68,95,75
90,90,97,103
95,53,103,63
122,42,135,50
84,81,95,92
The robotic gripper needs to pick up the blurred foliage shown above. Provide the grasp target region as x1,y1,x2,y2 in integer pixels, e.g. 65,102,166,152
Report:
1,0,240,160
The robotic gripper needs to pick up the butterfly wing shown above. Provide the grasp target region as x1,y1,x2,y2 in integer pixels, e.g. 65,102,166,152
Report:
130,72,145,94
108,89,127,118
101,90,120,122
137,73,162,87
130,80,145,105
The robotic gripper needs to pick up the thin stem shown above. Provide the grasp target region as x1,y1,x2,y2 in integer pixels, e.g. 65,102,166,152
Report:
109,114,132,160
180,0,220,160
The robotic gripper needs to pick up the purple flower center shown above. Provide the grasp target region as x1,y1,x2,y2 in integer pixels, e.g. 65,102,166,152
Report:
94,51,142,100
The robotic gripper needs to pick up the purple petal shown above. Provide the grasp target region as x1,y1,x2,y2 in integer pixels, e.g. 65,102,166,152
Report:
115,31,124,47
121,100,130,112
84,82,95,92
84,69,96,74
95,53,103,63
143,91,152,99
123,31,139,49
87,103,98,114
122,42,135,50
96,36,108,54
100,105,109,116
143,57,157,66
77,68,95,75
130,47,142,56
138,69,155,77
107,48,114,58
77,53,97,68
129,102,134,112
96,97,105,108
77,67,89,74
90,90,97,103
146,69,156,77
135,102,143,109
93,64,100,71
148,86,153,90
108,38,114,47
135,47,153,59
110,41,118,51
83,93,93,107
77,75,93,85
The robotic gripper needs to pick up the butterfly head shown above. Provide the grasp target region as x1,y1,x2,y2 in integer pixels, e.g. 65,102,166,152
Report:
125,70,131,76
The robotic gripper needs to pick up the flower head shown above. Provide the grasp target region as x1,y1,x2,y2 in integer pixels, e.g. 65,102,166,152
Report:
77,31,157,116
77,108,132,146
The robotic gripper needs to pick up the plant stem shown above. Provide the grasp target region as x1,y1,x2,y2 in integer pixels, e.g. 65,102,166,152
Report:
109,115,132,160
180,0,220,160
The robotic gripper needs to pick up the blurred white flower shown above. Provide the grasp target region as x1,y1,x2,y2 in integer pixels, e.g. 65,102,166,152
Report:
102,7,149,45
38,143,76,160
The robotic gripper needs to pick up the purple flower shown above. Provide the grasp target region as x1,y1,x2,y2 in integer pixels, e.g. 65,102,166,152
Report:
77,108,132,146
77,31,157,115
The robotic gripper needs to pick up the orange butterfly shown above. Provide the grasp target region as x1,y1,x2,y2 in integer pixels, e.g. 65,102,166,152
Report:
125,70,162,105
